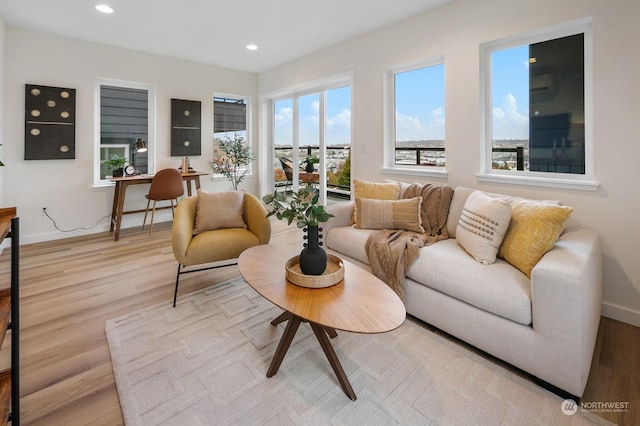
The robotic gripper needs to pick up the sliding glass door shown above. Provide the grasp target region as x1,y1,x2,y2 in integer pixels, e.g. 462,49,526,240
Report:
271,84,351,203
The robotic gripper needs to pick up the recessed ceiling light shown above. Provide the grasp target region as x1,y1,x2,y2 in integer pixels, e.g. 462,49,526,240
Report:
95,4,114,14
246,44,258,51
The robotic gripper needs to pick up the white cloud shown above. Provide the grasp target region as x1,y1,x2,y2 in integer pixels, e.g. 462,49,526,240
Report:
275,105,352,146
274,106,293,145
327,108,351,127
275,106,292,124
396,108,445,141
326,109,351,145
492,93,528,139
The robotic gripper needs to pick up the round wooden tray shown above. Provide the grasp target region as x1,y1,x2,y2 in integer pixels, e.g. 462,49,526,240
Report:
285,254,344,288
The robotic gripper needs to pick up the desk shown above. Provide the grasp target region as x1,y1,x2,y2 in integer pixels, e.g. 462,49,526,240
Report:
109,171,207,241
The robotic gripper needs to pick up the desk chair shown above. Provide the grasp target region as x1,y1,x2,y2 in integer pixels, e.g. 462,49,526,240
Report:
142,168,184,235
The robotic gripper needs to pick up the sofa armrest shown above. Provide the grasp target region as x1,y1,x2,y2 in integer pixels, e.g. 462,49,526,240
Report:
324,201,354,235
530,228,602,395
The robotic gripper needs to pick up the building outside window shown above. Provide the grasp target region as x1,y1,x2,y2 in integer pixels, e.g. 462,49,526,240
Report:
481,19,594,189
95,80,155,184
214,96,247,141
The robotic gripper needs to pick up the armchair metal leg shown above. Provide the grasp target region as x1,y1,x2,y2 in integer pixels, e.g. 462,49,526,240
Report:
172,261,238,307
173,264,182,307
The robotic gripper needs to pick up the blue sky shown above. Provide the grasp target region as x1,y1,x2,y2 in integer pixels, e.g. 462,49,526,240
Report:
394,64,445,141
491,45,529,140
274,46,529,146
274,85,351,147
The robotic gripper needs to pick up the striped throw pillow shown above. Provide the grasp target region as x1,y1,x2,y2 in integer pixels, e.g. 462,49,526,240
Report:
354,197,424,233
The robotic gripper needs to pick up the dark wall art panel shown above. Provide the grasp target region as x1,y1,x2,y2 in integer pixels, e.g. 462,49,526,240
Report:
25,84,76,160
171,98,201,156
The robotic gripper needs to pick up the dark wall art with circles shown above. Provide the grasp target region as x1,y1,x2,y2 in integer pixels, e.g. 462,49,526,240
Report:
171,98,201,156
24,84,76,160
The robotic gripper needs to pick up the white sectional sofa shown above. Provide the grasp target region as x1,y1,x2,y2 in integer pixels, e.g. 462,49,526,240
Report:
324,185,602,398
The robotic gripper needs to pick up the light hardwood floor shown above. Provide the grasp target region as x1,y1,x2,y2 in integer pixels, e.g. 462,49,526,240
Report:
0,219,637,425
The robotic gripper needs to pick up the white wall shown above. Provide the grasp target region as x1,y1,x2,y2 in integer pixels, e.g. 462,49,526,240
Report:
259,0,640,325
0,17,5,206
3,27,259,243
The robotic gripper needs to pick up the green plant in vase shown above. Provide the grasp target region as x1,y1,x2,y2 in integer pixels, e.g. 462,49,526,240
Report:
263,184,334,275
104,154,126,177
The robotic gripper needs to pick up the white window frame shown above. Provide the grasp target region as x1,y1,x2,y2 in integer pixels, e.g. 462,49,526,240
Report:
212,92,253,181
261,72,354,204
478,18,598,191
93,78,156,187
383,57,447,179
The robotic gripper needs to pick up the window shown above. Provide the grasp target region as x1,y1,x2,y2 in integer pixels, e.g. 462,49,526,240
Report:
386,60,445,173
481,20,596,190
213,95,251,177
95,80,155,184
270,81,352,202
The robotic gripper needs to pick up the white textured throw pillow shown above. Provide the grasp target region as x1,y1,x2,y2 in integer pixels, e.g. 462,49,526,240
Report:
456,191,512,265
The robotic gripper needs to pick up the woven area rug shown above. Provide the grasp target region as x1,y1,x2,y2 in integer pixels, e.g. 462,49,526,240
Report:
106,277,608,425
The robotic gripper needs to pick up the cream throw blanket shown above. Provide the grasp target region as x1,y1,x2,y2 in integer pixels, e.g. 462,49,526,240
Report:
365,184,453,299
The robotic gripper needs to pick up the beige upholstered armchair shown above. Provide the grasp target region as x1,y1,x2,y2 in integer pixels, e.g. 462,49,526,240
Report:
171,191,271,306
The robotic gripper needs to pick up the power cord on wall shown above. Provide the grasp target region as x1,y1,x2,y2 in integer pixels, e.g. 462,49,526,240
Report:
42,207,112,232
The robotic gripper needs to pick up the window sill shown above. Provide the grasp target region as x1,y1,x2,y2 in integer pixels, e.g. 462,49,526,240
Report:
476,173,599,192
381,167,448,180
91,181,115,190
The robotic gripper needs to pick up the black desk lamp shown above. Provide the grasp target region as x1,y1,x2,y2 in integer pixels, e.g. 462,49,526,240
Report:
128,138,147,175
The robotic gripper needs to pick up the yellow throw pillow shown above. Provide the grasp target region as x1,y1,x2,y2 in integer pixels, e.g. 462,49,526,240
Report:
352,179,401,223
354,197,424,233
498,199,574,277
193,190,247,234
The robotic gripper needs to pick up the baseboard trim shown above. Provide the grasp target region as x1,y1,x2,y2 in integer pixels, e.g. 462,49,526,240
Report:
601,302,640,327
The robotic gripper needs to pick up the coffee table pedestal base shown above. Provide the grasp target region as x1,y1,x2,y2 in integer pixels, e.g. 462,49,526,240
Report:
266,312,356,401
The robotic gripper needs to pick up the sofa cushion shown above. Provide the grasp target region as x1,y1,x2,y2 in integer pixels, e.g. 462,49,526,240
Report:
193,190,246,234
354,197,424,233
456,191,512,264
407,239,532,325
352,179,401,223
326,226,375,265
498,199,574,278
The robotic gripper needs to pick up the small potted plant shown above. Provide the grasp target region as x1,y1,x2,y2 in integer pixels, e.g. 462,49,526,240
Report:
301,155,318,173
104,154,127,177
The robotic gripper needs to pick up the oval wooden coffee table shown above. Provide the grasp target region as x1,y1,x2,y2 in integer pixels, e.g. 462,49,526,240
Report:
238,244,406,400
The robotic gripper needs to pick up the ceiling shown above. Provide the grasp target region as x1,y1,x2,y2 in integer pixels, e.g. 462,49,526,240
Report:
0,0,450,73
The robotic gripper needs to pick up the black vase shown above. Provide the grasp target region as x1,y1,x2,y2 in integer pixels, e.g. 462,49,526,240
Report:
112,168,124,177
299,225,327,275
305,162,315,173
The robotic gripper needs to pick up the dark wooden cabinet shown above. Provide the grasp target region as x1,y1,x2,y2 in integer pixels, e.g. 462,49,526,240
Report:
0,208,19,425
